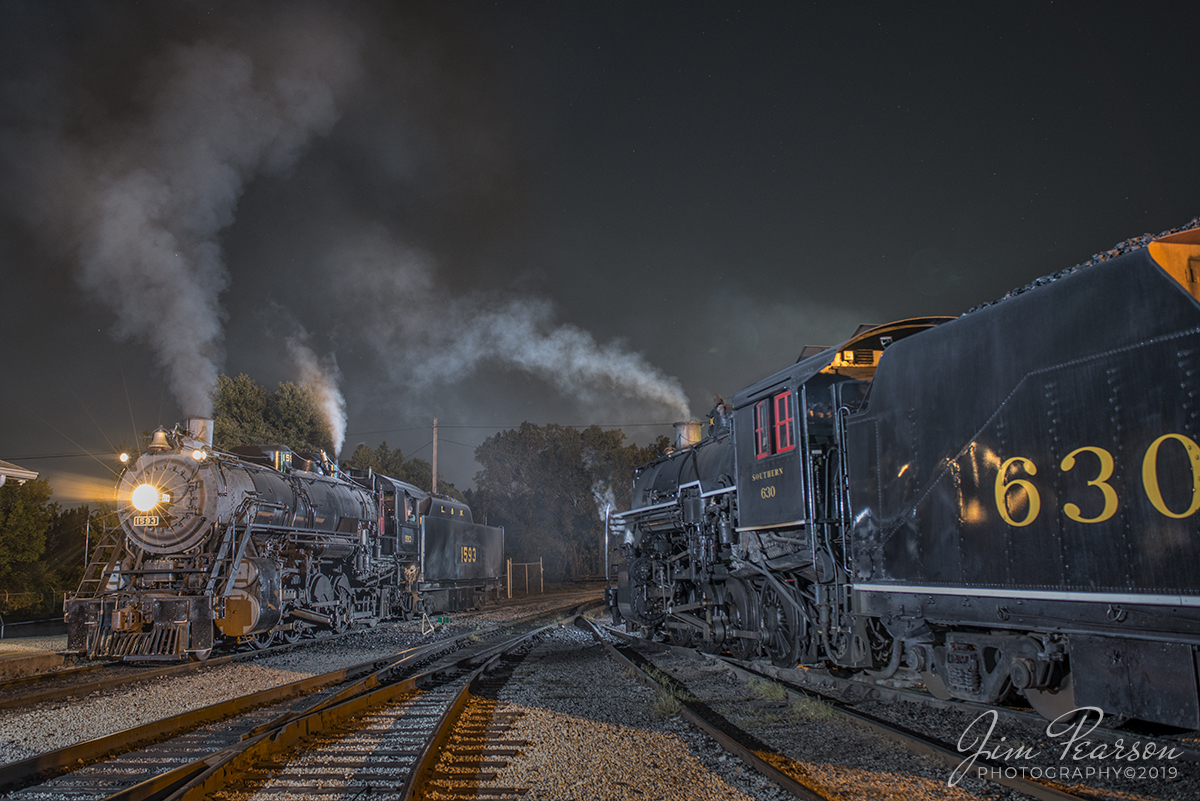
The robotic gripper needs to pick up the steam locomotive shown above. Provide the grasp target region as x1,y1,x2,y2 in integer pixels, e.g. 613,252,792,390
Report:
611,225,1200,729
66,421,504,660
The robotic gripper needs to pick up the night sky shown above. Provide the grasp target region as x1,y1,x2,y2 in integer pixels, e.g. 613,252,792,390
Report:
0,1,1195,503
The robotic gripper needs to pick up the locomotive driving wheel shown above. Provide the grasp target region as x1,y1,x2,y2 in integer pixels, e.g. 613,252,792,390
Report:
248,630,275,650
331,577,354,634
759,580,801,667
667,582,701,647
721,578,760,660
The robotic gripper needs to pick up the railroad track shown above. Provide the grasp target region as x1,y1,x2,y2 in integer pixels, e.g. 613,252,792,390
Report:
581,618,838,801
0,629,363,713
739,654,1200,767
169,617,559,800
596,623,1114,801
0,590,605,714
0,600,594,800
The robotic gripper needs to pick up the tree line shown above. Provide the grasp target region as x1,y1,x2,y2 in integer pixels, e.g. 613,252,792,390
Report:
0,479,109,617
0,373,669,613
466,423,667,581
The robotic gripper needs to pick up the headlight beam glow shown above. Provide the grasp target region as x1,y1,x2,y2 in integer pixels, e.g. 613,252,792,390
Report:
131,483,161,512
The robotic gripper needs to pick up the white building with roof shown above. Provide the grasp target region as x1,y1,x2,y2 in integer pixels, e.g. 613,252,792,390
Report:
0,459,38,488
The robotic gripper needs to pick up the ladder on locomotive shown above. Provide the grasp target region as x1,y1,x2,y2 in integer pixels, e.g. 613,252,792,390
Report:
73,525,125,599
205,496,285,599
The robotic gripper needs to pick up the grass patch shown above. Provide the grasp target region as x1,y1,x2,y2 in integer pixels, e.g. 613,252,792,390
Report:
746,677,787,701
789,695,836,721
651,689,682,718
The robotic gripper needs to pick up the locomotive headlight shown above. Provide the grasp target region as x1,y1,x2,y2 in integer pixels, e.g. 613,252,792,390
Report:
191,449,207,461
119,452,130,464
131,483,161,512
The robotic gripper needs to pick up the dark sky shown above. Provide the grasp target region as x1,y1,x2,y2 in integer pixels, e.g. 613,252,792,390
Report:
0,1,1195,502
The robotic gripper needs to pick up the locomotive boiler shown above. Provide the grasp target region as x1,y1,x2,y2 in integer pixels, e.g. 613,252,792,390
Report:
612,224,1200,729
67,420,503,660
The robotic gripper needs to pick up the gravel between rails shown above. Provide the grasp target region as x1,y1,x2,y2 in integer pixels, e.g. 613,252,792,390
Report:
843,678,1198,801
0,590,599,768
0,637,69,655
633,647,1030,801
476,624,798,801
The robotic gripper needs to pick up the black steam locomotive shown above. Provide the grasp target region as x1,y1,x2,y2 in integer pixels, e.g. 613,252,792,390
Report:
66,422,504,660
612,225,1200,729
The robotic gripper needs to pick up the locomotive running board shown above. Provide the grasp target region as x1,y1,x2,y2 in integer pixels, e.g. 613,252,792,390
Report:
855,583,1200,608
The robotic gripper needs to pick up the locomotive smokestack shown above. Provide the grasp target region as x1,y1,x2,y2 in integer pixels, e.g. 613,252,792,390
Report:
673,420,702,450
186,417,214,448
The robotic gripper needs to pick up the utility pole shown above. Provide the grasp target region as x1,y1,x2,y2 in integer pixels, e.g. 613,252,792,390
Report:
431,417,438,495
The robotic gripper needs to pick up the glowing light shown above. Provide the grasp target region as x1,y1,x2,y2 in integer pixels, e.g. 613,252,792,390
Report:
131,484,160,512
160,493,172,504
192,449,207,461
119,452,130,464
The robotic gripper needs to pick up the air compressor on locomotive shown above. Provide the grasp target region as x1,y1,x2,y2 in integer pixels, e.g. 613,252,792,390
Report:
611,226,1200,729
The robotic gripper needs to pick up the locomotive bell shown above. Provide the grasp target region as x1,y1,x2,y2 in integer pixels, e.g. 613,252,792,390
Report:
148,427,170,452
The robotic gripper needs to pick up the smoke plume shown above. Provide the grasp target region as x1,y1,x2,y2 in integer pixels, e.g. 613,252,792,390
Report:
1,4,693,451
6,9,362,416
591,480,617,523
337,228,692,421
287,335,348,457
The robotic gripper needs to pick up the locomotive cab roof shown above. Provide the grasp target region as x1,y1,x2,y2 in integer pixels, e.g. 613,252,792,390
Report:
422,495,473,523
733,316,954,408
366,472,430,501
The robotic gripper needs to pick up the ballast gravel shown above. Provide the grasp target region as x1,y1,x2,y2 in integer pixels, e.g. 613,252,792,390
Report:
479,624,780,800
0,589,599,767
634,647,1023,801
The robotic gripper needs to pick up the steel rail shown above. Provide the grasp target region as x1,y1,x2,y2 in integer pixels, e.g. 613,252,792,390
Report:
741,654,1200,766
713,656,1094,801
599,623,1095,801
158,616,575,801
400,622,557,799
0,625,371,712
0,595,601,712
579,617,836,801
0,636,463,796
0,661,109,691
0,598,596,799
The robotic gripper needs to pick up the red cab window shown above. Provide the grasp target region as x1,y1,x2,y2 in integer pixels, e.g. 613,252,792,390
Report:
773,390,796,453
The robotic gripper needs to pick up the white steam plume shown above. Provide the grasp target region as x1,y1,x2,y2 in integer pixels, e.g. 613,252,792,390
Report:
591,480,617,523
288,336,348,457
18,14,362,416
336,228,691,420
